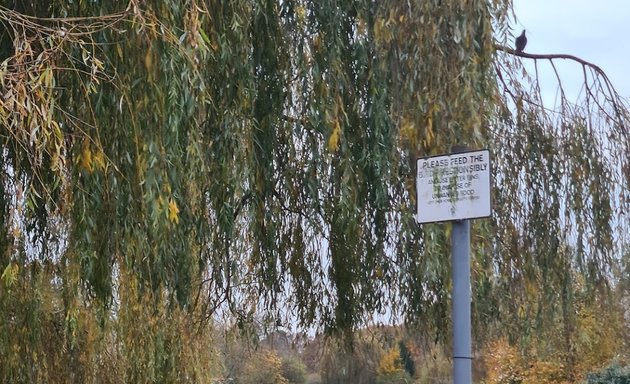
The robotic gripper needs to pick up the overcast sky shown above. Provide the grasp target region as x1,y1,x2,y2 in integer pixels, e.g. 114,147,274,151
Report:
512,0,630,103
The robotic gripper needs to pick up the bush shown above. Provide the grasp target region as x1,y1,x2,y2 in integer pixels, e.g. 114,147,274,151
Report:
376,370,412,384
281,356,307,384
305,373,322,384
238,351,288,384
584,364,630,384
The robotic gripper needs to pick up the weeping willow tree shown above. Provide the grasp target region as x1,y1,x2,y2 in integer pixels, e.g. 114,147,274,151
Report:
0,0,628,381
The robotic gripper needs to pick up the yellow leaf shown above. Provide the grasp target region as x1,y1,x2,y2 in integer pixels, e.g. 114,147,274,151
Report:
144,48,153,71
80,141,93,172
168,198,180,224
296,6,307,23
426,113,433,147
312,34,321,52
374,19,383,43
1,262,19,288
400,117,416,145
327,119,340,152
93,149,106,171
445,223,452,239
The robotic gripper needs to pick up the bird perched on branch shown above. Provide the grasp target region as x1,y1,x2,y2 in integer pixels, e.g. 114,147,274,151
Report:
515,30,527,53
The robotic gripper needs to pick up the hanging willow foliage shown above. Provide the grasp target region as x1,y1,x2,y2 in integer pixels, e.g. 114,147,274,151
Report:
0,0,628,380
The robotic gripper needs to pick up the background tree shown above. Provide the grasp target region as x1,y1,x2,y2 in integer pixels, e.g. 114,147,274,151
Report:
376,347,412,384
319,334,383,384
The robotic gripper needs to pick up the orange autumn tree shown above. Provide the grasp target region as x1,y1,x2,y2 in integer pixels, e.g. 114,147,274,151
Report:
483,273,629,383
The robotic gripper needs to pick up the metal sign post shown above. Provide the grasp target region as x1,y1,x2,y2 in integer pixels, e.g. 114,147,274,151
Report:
416,148,492,384
452,218,471,384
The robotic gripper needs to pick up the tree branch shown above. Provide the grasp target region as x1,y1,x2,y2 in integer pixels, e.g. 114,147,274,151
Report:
495,44,605,74
494,44,628,136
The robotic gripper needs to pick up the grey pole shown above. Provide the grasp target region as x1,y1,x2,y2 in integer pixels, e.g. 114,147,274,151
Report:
452,218,472,384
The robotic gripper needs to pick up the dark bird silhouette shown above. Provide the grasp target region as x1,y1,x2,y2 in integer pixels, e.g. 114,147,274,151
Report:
515,30,527,52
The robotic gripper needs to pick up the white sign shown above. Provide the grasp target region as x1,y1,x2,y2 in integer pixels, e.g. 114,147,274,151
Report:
416,149,492,223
